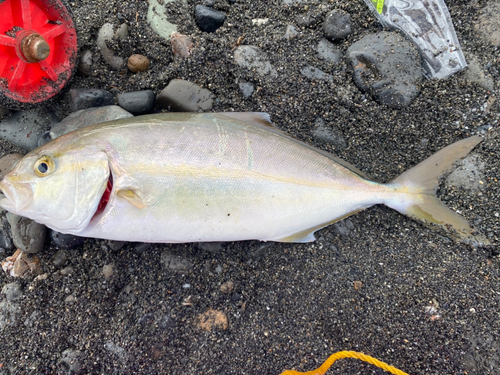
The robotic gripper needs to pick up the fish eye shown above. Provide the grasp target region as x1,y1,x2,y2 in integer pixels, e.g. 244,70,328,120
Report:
34,156,56,177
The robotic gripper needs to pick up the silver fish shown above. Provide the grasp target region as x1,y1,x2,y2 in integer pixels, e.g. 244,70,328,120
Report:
0,112,482,243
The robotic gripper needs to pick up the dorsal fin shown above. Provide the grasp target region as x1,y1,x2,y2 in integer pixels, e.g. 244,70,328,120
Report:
218,112,369,180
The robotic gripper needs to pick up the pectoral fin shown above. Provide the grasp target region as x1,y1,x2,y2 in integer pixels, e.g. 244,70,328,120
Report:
117,189,147,209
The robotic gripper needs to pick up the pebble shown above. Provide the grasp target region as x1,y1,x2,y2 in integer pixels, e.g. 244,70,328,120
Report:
127,54,150,73
220,281,234,293
24,310,41,327
196,242,223,252
147,0,179,41
464,55,494,91
234,45,277,78
196,309,228,331
97,23,126,70
104,341,128,363
0,217,14,254
103,263,114,279
323,10,352,41
68,88,114,112
2,282,23,302
52,249,68,267
312,117,346,148
300,66,333,82
171,32,194,58
0,105,11,118
59,349,83,375
1,249,42,277
157,79,214,112
37,131,52,147
238,81,255,98
0,297,20,330
474,1,500,46
0,110,59,151
133,242,152,254
78,49,93,75
158,314,176,329
49,106,133,139
161,251,193,272
346,31,423,109
252,18,269,27
6,213,46,254
0,282,22,330
317,38,341,63
445,155,485,193
283,25,299,40
117,90,155,115
64,295,76,303
296,12,318,28
333,219,354,237
106,240,126,251
60,266,74,275
195,5,227,33
50,230,86,249
0,153,23,180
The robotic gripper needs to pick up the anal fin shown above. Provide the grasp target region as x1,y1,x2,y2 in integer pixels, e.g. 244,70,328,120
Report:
274,209,364,243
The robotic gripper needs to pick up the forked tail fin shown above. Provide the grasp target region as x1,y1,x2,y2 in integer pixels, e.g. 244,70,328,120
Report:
386,136,486,244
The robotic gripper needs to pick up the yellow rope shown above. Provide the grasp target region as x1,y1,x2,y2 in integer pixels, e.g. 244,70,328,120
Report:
280,350,410,375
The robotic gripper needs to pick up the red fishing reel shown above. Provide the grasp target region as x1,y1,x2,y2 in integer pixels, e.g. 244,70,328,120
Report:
0,0,77,107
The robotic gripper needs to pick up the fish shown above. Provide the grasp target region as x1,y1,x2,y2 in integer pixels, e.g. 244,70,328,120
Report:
0,112,483,244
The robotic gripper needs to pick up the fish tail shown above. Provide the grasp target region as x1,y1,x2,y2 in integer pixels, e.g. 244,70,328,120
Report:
384,136,485,243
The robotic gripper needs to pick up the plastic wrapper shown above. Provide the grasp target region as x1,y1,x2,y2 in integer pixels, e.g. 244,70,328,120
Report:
363,0,467,79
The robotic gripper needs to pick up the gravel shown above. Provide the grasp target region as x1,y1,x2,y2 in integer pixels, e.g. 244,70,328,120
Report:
0,0,499,374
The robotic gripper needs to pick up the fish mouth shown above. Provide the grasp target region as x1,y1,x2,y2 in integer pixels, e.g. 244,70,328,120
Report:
0,178,33,213
92,172,113,221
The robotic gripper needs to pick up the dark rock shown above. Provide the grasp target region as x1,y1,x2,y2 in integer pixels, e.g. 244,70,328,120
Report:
7,213,46,254
117,90,155,115
133,242,152,254
0,110,59,151
51,231,86,249
0,105,11,119
106,240,127,251
157,79,214,112
346,31,423,109
0,226,14,254
68,88,115,112
323,10,352,41
195,5,226,33
196,242,223,252
52,249,68,267
0,153,23,180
